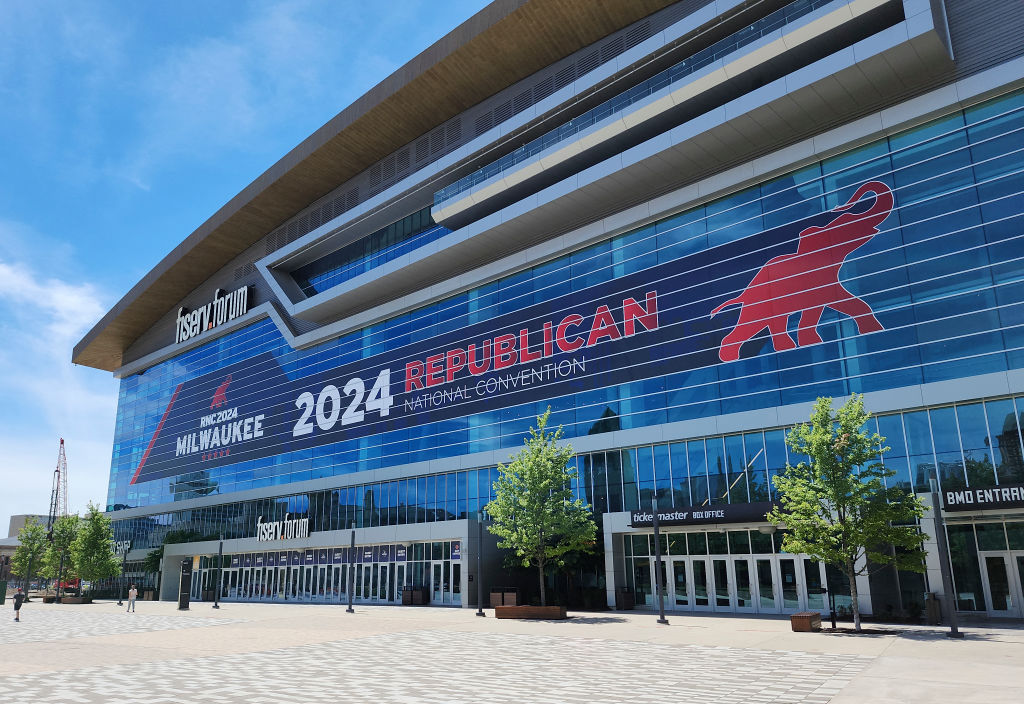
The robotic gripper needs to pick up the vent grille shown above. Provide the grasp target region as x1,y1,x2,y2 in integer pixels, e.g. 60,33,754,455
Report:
624,20,651,50
475,112,494,136
554,65,576,90
601,35,625,63
233,262,256,280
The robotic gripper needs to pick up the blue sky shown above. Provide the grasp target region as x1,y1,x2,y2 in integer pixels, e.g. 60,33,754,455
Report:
0,0,487,532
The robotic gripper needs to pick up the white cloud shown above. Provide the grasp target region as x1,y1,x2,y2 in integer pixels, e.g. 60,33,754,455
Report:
0,225,117,530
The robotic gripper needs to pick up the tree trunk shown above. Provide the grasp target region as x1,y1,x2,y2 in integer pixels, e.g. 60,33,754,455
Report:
23,556,34,595
538,560,546,607
847,559,861,631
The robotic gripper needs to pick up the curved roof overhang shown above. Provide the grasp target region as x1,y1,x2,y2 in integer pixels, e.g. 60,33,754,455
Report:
72,0,677,372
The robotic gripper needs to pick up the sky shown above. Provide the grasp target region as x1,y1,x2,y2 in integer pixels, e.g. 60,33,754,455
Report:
0,0,487,534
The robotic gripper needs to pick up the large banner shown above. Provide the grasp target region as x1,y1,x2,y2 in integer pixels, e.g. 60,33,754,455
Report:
131,182,894,484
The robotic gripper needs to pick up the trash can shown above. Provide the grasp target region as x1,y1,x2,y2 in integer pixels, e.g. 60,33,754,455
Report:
489,587,519,607
790,612,822,632
615,587,634,611
924,592,941,625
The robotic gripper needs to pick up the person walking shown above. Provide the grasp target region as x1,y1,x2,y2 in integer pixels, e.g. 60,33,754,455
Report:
127,584,138,613
13,587,26,622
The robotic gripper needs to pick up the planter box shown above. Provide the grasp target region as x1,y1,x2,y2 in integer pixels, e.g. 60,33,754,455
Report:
495,605,567,620
790,611,821,632
60,596,93,605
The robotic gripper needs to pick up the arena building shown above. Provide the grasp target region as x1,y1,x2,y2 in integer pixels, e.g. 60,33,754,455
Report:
76,0,1024,619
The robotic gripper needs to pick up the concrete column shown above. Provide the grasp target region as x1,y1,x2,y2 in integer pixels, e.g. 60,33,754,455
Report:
604,518,618,609
919,493,946,598
853,554,873,616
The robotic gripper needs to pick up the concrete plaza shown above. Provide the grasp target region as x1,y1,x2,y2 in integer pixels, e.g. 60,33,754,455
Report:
0,600,1021,703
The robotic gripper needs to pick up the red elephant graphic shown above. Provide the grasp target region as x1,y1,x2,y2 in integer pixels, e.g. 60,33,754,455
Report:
210,374,232,408
710,180,893,362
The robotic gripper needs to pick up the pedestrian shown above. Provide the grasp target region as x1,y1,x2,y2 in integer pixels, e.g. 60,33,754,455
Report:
13,587,26,622
127,584,138,613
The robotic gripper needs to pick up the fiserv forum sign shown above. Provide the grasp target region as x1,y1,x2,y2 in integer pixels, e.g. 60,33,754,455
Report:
175,286,251,344
130,183,895,485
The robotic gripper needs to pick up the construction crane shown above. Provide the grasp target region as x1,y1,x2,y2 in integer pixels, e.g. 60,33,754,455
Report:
46,438,69,537
46,438,71,601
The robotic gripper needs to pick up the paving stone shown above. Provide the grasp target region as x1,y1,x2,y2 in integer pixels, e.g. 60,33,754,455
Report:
0,608,872,704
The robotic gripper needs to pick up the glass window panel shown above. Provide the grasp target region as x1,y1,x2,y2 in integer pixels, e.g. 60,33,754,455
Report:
764,430,788,498
724,435,749,504
931,407,966,491
956,403,997,488
592,452,608,514
987,399,1024,484
620,449,639,512
903,411,937,490
707,531,728,555
669,442,691,506
705,437,729,505
728,530,751,554
1006,522,1024,550
743,432,769,502
606,452,623,513
668,533,687,555
975,523,1008,551
653,444,672,509
688,440,709,506
687,532,708,555
750,530,774,554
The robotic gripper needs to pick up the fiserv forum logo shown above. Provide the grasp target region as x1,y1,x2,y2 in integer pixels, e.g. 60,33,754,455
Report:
710,180,893,361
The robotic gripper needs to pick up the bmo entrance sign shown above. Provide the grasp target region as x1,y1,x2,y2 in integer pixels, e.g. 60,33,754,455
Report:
944,484,1024,512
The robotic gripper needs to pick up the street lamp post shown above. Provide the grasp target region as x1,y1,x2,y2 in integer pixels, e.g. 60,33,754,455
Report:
346,523,355,614
651,497,669,625
117,547,129,606
213,535,224,609
930,490,963,639
55,549,66,604
476,517,486,617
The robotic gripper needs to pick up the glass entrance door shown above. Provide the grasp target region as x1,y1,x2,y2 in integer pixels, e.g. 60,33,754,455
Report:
395,564,406,602
755,558,779,612
778,558,801,612
732,558,755,612
669,559,689,608
432,563,444,603
691,558,711,610
377,564,390,602
980,552,1024,618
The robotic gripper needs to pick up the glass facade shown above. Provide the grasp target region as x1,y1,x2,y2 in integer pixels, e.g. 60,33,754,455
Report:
292,206,448,296
434,0,844,206
113,396,1024,555
109,87,1024,511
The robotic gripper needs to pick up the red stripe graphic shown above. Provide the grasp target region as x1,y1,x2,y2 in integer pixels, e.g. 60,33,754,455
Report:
129,383,184,485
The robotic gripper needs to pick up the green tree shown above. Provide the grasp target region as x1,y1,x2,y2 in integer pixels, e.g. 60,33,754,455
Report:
767,395,928,630
11,517,47,593
40,514,80,587
72,503,121,594
485,409,596,606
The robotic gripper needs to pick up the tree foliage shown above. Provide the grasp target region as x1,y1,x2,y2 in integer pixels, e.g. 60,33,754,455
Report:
41,514,79,581
485,409,596,606
72,503,121,592
767,394,927,630
11,517,47,590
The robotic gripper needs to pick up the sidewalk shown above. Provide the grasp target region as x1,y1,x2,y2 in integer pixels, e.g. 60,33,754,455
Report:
0,600,1021,702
